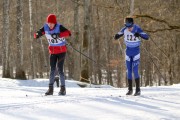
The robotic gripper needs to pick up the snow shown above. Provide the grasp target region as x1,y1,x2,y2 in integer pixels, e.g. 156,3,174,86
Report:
0,78,180,120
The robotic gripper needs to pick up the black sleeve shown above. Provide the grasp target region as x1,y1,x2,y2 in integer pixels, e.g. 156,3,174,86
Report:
37,27,45,35
59,25,69,32
114,34,123,40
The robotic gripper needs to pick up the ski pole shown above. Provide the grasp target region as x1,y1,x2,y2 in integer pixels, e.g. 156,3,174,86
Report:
149,36,168,59
141,44,167,84
66,42,104,68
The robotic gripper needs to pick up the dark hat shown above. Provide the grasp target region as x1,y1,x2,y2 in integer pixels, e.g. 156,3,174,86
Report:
124,17,134,28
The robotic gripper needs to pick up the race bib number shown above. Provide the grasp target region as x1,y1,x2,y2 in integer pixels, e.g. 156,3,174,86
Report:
126,34,137,41
45,34,66,46
124,29,140,42
47,37,65,44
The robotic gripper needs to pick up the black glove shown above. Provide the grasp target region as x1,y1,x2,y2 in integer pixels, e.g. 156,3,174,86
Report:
51,33,59,39
35,31,43,39
114,34,123,40
134,33,140,37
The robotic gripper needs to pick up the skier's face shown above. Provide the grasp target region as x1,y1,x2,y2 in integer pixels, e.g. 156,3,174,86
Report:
48,23,55,29
127,27,133,32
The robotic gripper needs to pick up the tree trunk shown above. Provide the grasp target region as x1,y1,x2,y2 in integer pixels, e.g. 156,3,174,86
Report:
80,0,91,83
2,0,10,78
15,0,26,79
73,0,80,81
38,0,49,78
29,0,35,79
96,7,102,85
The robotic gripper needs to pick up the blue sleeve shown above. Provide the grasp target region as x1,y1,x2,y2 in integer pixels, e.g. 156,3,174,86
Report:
117,27,126,36
136,26,149,40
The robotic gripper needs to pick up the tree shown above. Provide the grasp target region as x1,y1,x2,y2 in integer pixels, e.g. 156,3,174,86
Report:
73,0,81,80
15,0,26,79
80,0,91,82
29,0,35,79
2,0,10,78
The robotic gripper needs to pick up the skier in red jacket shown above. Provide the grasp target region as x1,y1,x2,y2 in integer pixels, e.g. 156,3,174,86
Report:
34,14,71,96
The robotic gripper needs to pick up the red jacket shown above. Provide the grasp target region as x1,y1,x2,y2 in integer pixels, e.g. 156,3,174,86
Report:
34,24,71,54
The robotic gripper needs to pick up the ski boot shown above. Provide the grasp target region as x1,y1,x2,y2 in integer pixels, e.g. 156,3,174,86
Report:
134,78,141,96
134,89,141,96
45,86,53,95
126,90,133,95
126,79,133,95
58,86,66,95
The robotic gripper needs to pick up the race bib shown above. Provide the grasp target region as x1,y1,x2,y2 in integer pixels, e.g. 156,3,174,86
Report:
124,30,140,42
124,29,140,47
45,34,66,46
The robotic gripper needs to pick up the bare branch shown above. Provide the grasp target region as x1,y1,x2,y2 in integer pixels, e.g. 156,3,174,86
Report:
134,14,180,33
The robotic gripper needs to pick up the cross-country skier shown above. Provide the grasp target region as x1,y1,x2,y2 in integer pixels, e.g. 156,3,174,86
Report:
114,17,149,96
34,14,71,95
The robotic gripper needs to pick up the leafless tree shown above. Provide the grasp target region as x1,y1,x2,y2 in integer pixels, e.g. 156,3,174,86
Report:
15,0,26,79
2,0,10,78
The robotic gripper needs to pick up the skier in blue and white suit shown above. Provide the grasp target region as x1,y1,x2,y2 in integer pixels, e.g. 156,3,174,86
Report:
114,17,149,96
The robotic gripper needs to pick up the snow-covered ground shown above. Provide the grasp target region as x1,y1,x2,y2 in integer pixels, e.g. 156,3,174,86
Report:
0,78,180,120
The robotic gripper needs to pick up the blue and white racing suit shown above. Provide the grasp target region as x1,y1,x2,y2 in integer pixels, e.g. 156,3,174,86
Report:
117,24,149,80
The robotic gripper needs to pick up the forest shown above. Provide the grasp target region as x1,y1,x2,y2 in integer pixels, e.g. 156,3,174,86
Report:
0,0,180,88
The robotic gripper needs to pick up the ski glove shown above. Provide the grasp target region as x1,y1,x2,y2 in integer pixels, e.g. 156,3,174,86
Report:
51,33,59,39
114,34,123,40
34,31,43,39
134,33,140,37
